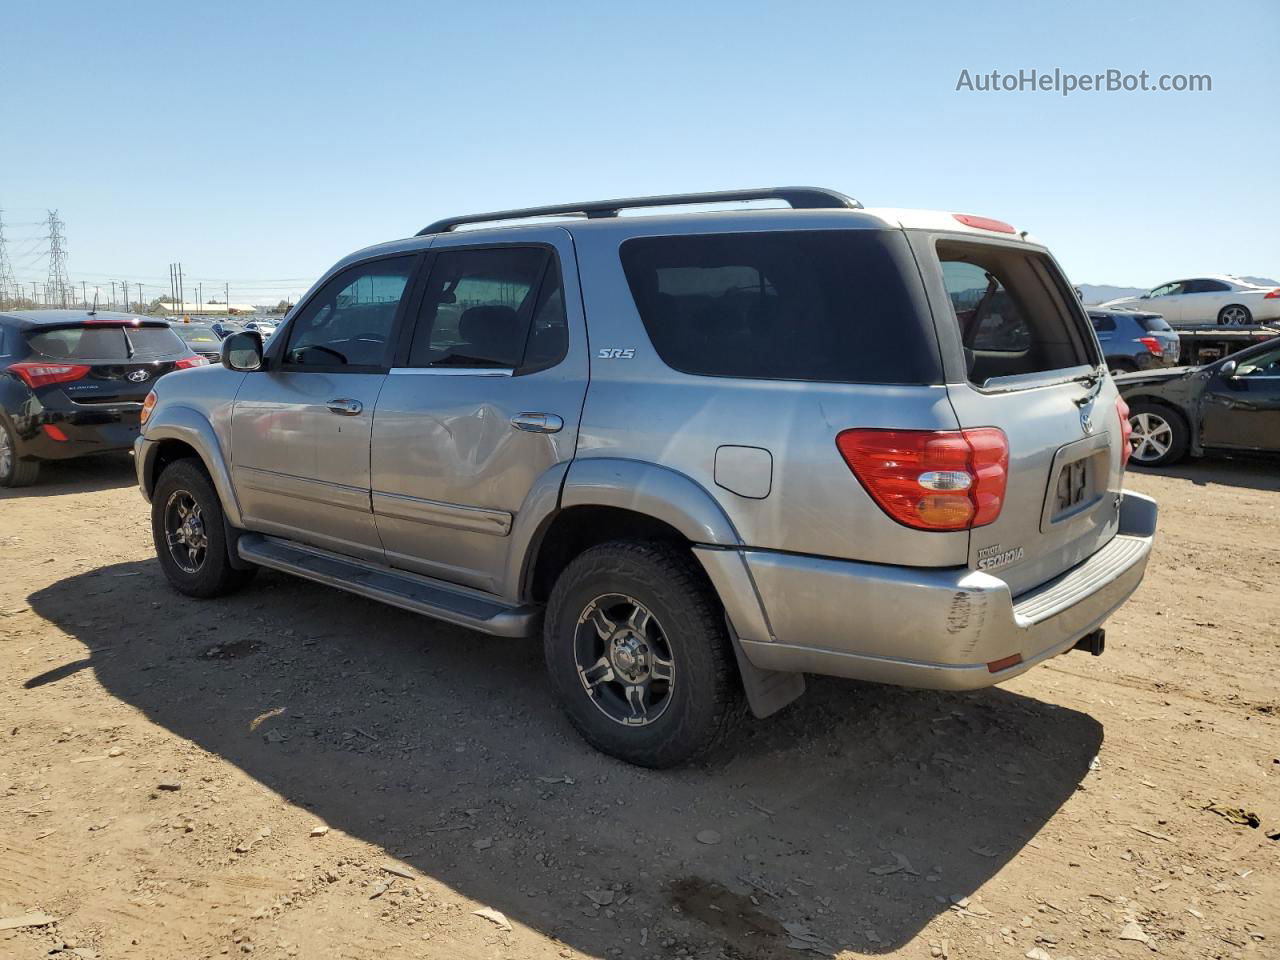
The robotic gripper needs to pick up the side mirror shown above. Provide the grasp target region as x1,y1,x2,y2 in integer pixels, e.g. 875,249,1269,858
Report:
1219,360,1238,378
222,331,264,372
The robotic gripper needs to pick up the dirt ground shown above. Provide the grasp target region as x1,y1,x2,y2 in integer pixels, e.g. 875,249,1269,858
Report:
1,455,1276,960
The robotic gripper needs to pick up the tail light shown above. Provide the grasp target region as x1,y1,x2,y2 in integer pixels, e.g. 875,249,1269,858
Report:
174,355,210,369
140,391,157,426
1137,336,1164,357
9,362,91,389
1116,396,1133,468
836,428,1009,531
1264,288,1280,299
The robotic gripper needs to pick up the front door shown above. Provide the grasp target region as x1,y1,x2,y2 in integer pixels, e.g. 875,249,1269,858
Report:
231,255,418,561
1199,343,1280,451
370,231,588,595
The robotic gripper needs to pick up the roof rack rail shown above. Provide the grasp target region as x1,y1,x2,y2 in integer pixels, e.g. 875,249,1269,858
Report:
416,186,862,236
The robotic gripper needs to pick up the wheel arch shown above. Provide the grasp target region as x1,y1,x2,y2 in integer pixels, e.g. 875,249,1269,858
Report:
140,406,243,526
1125,394,1199,458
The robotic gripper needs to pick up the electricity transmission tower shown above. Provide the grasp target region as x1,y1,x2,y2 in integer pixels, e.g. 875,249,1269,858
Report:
0,208,16,308
45,210,72,309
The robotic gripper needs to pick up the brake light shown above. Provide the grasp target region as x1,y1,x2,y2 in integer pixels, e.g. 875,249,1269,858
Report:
835,428,1009,531
175,355,210,369
140,391,157,426
1137,336,1164,357
952,213,1017,235
1116,396,1133,468
9,362,91,389
1265,289,1280,299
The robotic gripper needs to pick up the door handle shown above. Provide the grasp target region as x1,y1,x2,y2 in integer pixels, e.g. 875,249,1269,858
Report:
326,398,363,416
511,412,563,434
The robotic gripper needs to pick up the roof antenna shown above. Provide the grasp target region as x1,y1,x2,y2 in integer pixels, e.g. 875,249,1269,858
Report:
88,289,99,316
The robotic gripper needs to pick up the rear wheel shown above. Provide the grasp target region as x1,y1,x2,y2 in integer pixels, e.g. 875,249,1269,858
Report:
152,458,255,597
1127,401,1189,467
543,541,741,768
1217,304,1252,326
0,415,40,488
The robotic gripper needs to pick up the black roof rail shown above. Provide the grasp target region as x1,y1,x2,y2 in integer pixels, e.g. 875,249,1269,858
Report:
416,186,862,236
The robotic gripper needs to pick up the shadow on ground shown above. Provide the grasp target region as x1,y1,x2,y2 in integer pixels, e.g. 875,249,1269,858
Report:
28,560,1102,957
0,453,136,500
1131,455,1280,492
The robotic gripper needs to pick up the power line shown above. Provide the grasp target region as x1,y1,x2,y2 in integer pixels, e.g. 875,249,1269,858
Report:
45,210,72,309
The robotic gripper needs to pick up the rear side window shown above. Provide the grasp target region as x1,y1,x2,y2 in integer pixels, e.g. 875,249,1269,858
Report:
408,246,567,372
1139,315,1173,332
620,230,941,384
1089,314,1116,332
938,241,1094,385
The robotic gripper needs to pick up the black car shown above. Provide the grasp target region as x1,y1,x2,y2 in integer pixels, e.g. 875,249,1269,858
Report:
0,310,207,486
1088,309,1181,373
1115,336,1280,467
171,320,226,362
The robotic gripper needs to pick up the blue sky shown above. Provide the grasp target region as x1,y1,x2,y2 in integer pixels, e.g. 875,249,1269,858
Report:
3,0,1276,304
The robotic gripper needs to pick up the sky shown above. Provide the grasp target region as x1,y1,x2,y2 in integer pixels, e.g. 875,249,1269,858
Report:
2,0,1277,304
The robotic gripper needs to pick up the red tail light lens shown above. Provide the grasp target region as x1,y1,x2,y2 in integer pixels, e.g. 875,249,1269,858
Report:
1264,288,1280,299
835,428,1009,531
9,362,91,389
1136,336,1163,357
1115,396,1133,468
174,355,210,369
41,424,69,441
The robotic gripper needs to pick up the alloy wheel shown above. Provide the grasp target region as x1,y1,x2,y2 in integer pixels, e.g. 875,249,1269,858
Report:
1129,411,1173,463
0,424,11,481
574,594,676,726
1221,306,1249,325
164,489,208,574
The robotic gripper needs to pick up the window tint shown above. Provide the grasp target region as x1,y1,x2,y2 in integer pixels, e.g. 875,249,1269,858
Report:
1236,345,1280,377
1200,279,1230,292
284,257,414,368
122,326,188,357
1139,315,1173,332
620,230,940,384
1089,314,1116,332
408,247,555,369
28,326,130,360
938,241,1092,385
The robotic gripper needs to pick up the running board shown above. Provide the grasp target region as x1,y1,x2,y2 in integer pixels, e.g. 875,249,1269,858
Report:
237,534,539,638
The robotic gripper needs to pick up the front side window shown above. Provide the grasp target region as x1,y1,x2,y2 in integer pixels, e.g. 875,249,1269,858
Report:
620,230,941,384
1236,345,1280,377
1149,281,1185,298
408,246,565,371
284,257,414,368
938,241,1093,385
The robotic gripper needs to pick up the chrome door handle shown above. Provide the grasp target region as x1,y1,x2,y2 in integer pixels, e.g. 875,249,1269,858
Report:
326,398,363,416
511,412,563,434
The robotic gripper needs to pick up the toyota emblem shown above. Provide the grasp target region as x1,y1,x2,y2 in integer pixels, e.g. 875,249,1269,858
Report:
127,369,151,383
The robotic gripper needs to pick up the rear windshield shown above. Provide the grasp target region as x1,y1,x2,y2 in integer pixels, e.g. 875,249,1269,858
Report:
27,324,187,360
175,324,221,343
937,241,1096,386
620,230,941,384
1139,315,1173,332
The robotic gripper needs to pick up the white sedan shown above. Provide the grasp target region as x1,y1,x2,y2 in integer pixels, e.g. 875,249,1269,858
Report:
1100,275,1280,326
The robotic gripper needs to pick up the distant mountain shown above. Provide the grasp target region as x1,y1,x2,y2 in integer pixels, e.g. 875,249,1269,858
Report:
1078,277,1279,306
1078,284,1145,305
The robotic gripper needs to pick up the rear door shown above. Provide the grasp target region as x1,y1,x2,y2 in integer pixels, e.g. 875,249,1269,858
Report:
370,230,588,595
231,254,417,562
922,236,1122,596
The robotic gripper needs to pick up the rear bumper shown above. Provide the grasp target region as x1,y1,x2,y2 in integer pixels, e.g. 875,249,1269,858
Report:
12,405,143,460
697,490,1157,691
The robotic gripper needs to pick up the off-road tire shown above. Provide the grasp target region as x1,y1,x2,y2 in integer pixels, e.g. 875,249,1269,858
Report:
1127,400,1189,467
152,458,255,598
543,540,742,768
0,414,40,487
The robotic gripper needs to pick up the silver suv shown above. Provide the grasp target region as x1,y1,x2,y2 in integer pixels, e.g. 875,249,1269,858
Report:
135,187,1158,767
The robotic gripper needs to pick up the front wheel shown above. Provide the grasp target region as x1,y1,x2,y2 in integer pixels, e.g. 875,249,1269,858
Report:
1217,304,1252,326
1127,401,1189,467
543,541,741,768
151,458,255,598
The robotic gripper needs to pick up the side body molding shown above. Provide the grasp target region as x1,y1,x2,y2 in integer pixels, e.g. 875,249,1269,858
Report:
138,405,243,528
559,458,743,546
